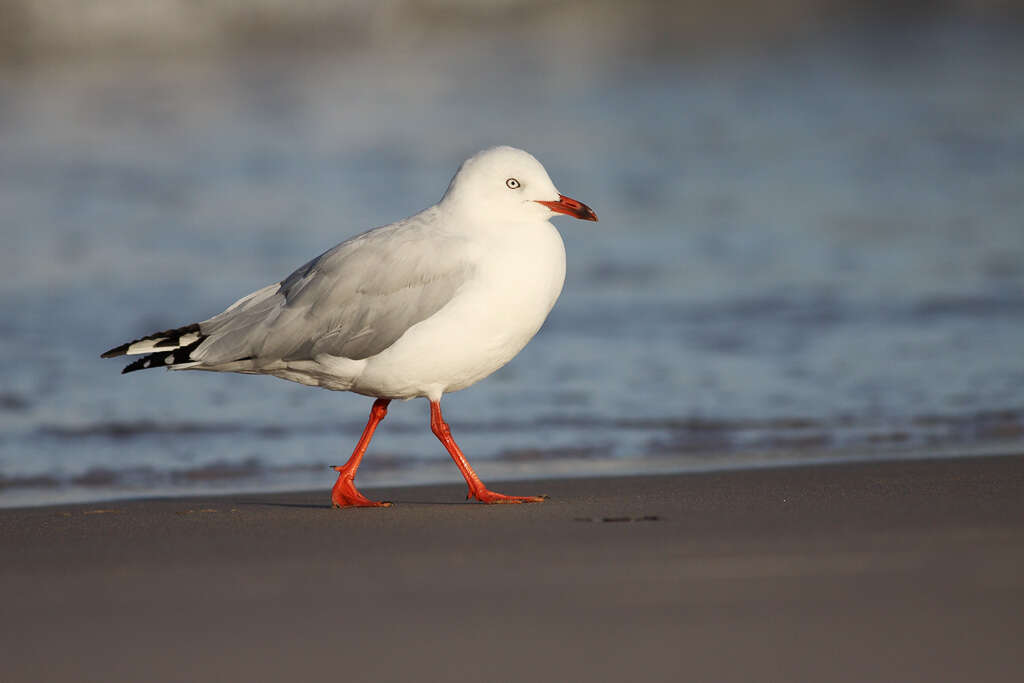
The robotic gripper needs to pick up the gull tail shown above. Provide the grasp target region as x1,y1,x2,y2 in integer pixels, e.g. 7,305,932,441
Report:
101,323,205,374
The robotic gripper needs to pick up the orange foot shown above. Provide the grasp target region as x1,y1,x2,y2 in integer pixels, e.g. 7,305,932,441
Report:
468,487,547,504
330,467,391,508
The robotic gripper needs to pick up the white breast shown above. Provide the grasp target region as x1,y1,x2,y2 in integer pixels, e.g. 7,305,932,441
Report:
349,220,567,401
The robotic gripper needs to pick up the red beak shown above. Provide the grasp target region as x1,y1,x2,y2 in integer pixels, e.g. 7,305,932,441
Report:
536,194,598,221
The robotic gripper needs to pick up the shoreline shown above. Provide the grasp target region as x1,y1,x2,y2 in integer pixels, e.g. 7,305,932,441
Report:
5,438,1024,510
3,454,1023,681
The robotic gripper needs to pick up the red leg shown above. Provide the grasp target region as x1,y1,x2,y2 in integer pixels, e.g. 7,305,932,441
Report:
429,400,545,504
331,398,392,508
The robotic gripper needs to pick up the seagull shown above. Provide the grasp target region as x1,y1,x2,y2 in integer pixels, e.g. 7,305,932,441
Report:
102,146,598,507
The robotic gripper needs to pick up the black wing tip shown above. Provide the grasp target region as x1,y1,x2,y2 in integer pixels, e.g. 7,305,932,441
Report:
121,357,150,374
101,344,130,359
119,341,202,374
101,323,202,360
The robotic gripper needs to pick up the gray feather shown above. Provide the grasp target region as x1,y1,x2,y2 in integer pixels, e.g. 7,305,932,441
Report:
191,212,473,366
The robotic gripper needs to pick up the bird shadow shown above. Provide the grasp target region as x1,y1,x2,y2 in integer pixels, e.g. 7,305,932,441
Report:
235,501,330,509
234,499,467,509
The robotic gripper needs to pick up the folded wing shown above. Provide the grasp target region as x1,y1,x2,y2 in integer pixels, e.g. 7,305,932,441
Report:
191,219,473,368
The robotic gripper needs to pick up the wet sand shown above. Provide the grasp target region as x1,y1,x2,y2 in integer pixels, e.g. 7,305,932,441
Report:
2,454,1023,682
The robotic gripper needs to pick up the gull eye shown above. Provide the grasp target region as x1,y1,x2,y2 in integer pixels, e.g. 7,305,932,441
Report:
505,178,521,190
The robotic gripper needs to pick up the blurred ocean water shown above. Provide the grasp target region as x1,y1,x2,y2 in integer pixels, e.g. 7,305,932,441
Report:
1,16,1023,506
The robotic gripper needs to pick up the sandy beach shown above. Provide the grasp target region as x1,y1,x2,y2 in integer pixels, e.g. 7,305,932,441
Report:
2,454,1022,682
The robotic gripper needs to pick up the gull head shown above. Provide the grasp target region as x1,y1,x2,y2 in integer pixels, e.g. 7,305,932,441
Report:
441,146,598,224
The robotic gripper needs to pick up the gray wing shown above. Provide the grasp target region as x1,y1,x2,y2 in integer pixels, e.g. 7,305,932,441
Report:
192,218,473,365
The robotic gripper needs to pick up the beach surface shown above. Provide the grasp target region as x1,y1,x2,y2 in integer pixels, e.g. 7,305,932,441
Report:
3,454,1023,682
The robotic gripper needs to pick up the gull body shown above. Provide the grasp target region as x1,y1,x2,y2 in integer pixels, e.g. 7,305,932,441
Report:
103,146,597,506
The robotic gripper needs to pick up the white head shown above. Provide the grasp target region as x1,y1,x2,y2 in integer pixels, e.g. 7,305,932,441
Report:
441,146,597,224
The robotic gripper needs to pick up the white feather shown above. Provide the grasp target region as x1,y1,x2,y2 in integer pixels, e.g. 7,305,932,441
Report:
133,146,585,401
